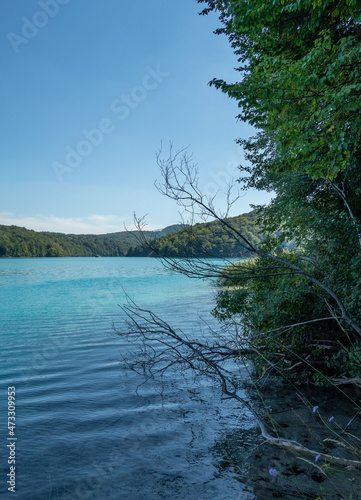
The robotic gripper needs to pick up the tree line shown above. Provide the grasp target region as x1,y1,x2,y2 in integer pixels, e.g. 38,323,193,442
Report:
0,213,262,258
128,211,262,258
0,224,181,258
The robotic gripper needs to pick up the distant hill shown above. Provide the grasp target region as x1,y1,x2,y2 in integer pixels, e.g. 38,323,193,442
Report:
127,211,263,258
0,212,262,258
0,224,185,258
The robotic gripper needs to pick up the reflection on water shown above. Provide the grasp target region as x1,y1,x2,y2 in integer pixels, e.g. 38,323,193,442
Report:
0,258,256,499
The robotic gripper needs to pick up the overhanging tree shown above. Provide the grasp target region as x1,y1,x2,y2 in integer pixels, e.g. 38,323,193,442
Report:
119,2,361,484
191,0,361,373
124,0,361,385
199,0,361,178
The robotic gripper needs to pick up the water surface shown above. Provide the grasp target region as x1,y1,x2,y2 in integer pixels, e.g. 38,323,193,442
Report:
0,257,255,499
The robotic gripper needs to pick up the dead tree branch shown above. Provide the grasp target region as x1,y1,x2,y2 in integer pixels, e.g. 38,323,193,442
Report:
117,298,361,468
136,145,361,336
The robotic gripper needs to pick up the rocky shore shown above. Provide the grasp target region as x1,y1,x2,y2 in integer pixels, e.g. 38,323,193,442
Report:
244,381,361,499
217,380,361,499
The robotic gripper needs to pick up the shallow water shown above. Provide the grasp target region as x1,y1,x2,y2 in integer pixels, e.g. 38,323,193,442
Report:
0,257,256,499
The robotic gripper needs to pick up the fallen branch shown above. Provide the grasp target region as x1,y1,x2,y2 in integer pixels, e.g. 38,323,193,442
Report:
118,298,361,469
257,417,361,468
332,377,361,388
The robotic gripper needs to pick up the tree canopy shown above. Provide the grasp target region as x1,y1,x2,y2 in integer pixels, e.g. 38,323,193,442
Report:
192,0,361,382
0,224,184,258
128,211,262,258
199,0,361,179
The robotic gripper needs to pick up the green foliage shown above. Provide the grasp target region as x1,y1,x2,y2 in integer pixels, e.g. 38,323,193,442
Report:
330,341,361,378
0,216,262,259
129,211,262,258
214,254,331,336
0,224,184,258
212,288,249,321
198,0,361,382
199,0,361,179
213,253,361,383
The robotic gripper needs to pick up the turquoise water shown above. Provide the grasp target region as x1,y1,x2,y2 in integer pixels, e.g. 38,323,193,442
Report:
0,258,255,499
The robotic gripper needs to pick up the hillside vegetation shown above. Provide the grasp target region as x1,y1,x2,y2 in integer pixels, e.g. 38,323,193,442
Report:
0,213,262,258
128,211,262,258
0,224,184,258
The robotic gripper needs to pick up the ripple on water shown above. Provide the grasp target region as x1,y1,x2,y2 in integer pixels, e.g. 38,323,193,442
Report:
0,258,255,499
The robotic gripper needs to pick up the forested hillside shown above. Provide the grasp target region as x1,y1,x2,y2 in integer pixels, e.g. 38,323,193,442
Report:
0,224,184,257
128,211,262,258
0,213,262,258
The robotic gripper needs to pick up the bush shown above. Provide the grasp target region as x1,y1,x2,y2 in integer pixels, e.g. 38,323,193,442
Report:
213,253,361,384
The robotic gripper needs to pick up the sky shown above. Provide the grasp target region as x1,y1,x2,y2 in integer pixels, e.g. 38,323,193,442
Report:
1,0,271,234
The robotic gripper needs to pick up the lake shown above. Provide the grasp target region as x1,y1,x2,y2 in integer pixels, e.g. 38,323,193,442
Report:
0,257,256,499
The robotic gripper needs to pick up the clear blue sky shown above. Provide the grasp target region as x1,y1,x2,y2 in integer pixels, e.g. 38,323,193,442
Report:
1,0,270,234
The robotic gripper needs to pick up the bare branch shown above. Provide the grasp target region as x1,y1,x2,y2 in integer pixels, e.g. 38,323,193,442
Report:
116,298,361,468
142,145,361,336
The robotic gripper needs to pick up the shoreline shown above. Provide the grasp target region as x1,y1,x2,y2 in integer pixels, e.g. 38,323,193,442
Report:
237,381,361,499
